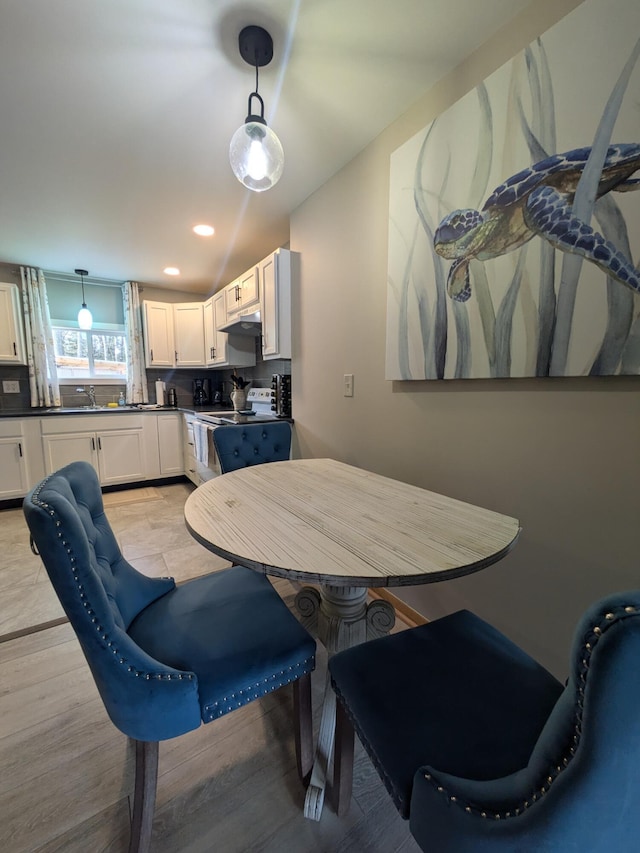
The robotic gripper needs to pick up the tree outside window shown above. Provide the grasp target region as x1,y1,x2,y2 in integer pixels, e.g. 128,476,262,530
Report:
53,327,127,379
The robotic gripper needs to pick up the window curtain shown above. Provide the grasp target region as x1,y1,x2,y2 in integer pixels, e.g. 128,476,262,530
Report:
20,266,61,408
123,281,148,403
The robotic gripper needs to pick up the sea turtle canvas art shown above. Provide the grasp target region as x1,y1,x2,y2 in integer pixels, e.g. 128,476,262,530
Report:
433,144,640,303
385,0,640,380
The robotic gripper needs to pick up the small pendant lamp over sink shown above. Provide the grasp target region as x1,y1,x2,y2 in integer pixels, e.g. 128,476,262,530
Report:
229,26,284,192
75,268,92,330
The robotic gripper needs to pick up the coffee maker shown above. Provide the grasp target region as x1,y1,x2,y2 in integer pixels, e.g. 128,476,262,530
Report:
192,378,210,406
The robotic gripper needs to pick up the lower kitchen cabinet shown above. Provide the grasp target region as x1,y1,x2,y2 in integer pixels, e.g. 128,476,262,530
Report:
0,435,28,498
41,415,147,486
157,412,183,475
0,418,45,500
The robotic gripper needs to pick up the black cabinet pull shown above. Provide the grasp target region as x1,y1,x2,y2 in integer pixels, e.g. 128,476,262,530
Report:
18,442,22,457
98,436,102,450
13,342,17,356
91,437,96,451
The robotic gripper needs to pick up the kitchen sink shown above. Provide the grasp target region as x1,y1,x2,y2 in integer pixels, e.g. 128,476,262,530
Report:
45,406,139,413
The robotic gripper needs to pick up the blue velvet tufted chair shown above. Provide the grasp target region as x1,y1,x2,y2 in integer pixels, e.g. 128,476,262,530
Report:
23,461,316,853
329,591,640,851
213,421,292,473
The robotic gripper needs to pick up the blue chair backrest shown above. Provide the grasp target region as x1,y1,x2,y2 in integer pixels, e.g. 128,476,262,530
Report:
213,421,292,473
410,591,640,850
23,461,201,740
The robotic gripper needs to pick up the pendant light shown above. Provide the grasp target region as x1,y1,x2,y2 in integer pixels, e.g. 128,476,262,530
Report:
229,26,284,192
75,268,93,330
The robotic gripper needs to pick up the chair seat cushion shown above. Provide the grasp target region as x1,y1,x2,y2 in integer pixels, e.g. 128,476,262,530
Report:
329,610,564,819
129,566,316,722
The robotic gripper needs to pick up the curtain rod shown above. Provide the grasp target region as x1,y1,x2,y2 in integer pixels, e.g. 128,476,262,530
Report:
43,270,128,287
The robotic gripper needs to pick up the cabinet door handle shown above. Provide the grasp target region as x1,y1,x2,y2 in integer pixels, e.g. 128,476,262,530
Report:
150,348,154,361
175,350,178,362
91,437,96,451
13,342,17,356
98,437,102,451
235,284,241,301
18,442,22,457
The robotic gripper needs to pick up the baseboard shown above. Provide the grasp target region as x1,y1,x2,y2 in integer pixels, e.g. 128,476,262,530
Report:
368,588,427,629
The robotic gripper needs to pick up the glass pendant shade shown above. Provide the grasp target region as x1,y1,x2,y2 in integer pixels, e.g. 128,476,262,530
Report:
75,269,92,329
229,120,284,192
78,304,93,330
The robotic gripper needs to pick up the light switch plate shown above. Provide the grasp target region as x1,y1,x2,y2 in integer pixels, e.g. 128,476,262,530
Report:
2,380,20,393
343,374,354,397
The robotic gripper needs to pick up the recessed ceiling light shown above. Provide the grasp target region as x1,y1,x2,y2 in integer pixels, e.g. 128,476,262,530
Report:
163,267,180,276
193,224,215,237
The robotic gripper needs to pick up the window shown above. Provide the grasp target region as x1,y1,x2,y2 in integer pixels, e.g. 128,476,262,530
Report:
53,327,127,379
46,275,128,381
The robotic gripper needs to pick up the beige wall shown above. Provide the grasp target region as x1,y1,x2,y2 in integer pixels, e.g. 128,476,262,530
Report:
289,0,640,677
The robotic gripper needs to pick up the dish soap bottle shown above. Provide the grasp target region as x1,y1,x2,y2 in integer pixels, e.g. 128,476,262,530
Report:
118,391,126,407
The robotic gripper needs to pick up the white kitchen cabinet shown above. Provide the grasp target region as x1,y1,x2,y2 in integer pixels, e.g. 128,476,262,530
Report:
42,430,98,471
203,294,231,367
225,267,259,319
174,302,205,366
203,290,256,368
259,249,294,360
143,301,205,368
41,415,146,486
0,283,26,364
157,412,183,475
0,418,45,500
143,301,175,367
203,297,216,367
0,436,29,498
0,420,29,498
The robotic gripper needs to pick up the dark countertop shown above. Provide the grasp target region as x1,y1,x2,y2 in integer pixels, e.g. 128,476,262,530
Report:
0,405,292,420
0,405,178,417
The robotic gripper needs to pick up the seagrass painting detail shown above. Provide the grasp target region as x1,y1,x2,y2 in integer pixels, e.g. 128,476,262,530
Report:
385,0,640,379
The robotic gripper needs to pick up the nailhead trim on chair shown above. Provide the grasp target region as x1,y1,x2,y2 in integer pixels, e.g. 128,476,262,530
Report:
423,602,639,821
202,655,316,720
30,475,195,684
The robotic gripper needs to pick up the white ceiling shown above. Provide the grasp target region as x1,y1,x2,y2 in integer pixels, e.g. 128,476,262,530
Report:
0,0,531,294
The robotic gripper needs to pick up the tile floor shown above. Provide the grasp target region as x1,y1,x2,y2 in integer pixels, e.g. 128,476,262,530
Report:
0,480,421,852
0,481,231,640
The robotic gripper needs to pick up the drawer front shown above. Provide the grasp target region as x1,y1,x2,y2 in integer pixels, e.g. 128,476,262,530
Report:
0,418,24,438
41,414,145,434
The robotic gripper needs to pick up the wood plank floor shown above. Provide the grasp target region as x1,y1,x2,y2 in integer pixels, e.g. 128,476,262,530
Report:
0,482,421,852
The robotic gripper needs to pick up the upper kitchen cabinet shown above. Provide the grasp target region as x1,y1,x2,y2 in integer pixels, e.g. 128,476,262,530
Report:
143,301,175,367
143,300,205,368
225,267,260,320
173,302,205,366
0,283,26,364
204,291,256,368
259,249,295,360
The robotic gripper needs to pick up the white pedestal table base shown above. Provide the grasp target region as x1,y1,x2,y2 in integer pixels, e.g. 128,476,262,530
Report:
294,584,395,821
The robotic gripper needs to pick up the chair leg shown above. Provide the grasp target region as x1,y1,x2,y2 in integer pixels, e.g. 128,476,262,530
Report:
332,698,355,817
128,739,159,853
293,671,314,784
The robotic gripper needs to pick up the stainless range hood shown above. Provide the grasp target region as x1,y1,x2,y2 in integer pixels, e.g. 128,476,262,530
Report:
219,310,262,336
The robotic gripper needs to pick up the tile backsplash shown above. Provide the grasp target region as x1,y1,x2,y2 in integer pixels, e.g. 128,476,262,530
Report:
1,358,291,411
0,366,31,410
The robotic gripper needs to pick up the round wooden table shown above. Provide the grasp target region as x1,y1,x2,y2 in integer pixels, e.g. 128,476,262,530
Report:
184,458,521,820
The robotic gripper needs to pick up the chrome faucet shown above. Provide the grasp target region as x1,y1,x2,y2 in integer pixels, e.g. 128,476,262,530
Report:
76,385,97,408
